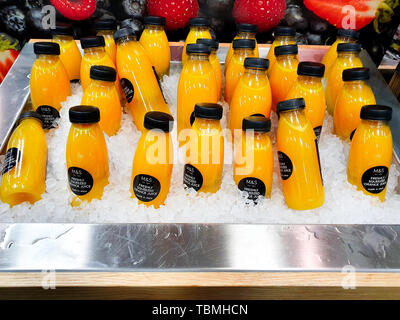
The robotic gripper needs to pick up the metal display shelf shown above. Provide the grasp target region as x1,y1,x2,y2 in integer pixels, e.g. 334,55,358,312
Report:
0,42,399,299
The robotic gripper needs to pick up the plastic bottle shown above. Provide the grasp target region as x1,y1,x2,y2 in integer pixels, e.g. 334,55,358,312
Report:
94,19,118,64
182,17,211,65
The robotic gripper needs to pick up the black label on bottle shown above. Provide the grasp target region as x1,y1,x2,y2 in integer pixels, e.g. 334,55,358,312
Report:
120,78,134,103
361,166,389,194
278,151,293,180
238,177,266,201
315,139,323,185
133,174,161,202
1,147,21,175
68,167,93,196
314,126,322,142
350,128,357,141
36,105,60,129
183,164,203,191
152,66,167,104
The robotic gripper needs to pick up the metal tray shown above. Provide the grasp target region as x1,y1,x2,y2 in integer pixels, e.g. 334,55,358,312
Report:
0,43,400,275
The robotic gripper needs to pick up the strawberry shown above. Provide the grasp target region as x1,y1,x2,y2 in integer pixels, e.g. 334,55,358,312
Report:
50,0,97,21
304,0,380,31
0,50,19,84
147,0,199,31
233,0,286,32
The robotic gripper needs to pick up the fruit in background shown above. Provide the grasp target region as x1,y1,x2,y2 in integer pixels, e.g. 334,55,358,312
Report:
122,0,147,18
304,0,380,31
233,0,286,32
147,0,199,31
0,6,27,34
285,4,308,30
202,0,235,16
0,33,19,83
120,18,144,33
50,0,97,21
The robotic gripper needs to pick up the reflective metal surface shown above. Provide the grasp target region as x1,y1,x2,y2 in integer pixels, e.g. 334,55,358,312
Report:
1,223,400,272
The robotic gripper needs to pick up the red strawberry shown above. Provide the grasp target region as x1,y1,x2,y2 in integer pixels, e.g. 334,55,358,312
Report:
147,0,199,31
233,0,286,32
0,49,19,84
304,0,379,31
50,0,97,21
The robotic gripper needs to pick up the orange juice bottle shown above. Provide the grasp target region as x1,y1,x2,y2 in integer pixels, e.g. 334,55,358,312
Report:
276,98,324,210
347,105,393,202
114,28,171,131
177,44,217,146
0,112,47,207
322,29,359,79
182,17,211,65
81,65,121,136
233,115,273,201
95,19,117,64
225,39,257,103
269,44,299,112
286,61,326,140
266,26,296,77
130,111,174,208
196,38,222,99
139,16,170,78
229,58,272,134
30,42,71,116
225,23,258,74
80,36,123,98
334,68,376,140
66,106,109,206
51,23,81,81
326,43,362,115
184,103,224,193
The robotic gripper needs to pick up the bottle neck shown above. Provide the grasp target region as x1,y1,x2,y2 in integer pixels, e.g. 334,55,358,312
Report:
97,30,114,36
90,79,115,87
338,36,357,43
277,53,298,62
233,48,254,57
280,109,306,124
84,47,106,55
343,80,368,87
244,68,267,77
297,75,322,84
361,119,388,128
337,52,360,59
188,53,210,61
190,26,209,32
72,123,97,129
275,35,295,42
53,35,74,41
237,31,256,39
145,24,164,31
116,35,137,46
36,54,59,62
20,118,43,128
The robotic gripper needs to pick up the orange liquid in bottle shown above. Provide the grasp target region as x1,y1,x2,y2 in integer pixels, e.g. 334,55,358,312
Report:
286,62,326,140
115,29,171,131
269,45,299,112
0,114,47,207
81,66,121,136
233,116,273,200
347,105,393,202
66,106,109,206
182,18,212,65
95,19,118,64
130,112,174,208
325,43,363,115
177,44,218,146
229,58,272,135
140,17,170,77
334,68,376,140
184,103,224,194
225,39,257,104
30,42,71,111
276,98,324,210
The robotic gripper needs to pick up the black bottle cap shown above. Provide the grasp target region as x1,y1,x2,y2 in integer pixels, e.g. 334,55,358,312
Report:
277,98,305,113
342,67,370,81
18,111,44,126
274,26,296,37
51,23,73,36
297,62,325,77
337,42,361,53
80,36,105,49
186,43,211,54
196,38,219,49
274,44,298,56
244,57,269,70
360,105,392,121
194,103,223,120
233,39,256,49
113,27,136,41
94,19,117,31
144,16,166,26
237,23,258,33
90,65,117,82
34,42,60,55
337,29,360,40
242,115,271,132
189,17,209,27
144,111,174,132
69,106,100,124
